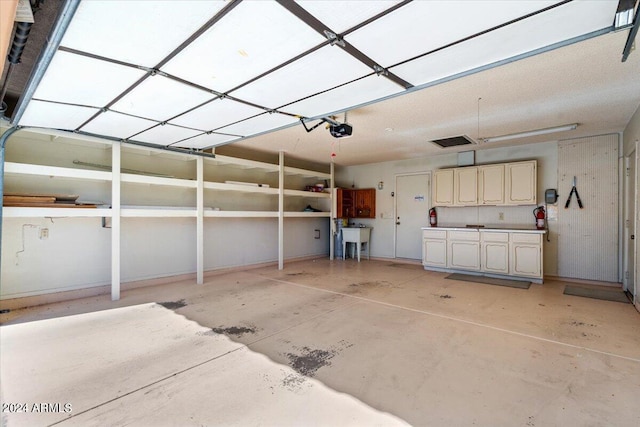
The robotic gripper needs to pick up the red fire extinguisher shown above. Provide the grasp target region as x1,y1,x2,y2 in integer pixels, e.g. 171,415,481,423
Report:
429,207,437,227
533,206,545,230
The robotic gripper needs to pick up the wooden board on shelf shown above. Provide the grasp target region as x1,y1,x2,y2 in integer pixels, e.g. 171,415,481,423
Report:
3,193,95,208
4,195,57,205
5,193,79,202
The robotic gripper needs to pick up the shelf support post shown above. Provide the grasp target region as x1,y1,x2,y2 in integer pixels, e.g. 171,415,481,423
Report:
111,140,121,301
330,161,335,260
196,156,204,284
0,127,21,303
278,151,284,270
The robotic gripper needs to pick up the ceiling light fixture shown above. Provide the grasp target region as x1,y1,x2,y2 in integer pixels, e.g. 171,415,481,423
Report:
482,123,578,143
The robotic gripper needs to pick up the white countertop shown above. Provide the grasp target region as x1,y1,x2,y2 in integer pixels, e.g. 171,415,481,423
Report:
421,225,546,234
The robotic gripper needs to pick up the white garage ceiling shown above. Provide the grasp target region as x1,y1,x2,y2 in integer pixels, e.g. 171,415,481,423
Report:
10,0,640,166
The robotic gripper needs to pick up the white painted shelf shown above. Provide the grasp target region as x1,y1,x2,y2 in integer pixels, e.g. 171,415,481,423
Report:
284,211,331,218
121,173,196,188
206,154,279,173
5,162,111,181
204,210,279,218
203,181,279,195
3,207,112,218
284,165,331,179
121,208,197,218
284,189,331,198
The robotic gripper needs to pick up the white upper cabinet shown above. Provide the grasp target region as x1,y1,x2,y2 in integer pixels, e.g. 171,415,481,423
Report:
454,167,478,206
433,169,454,206
505,160,537,205
432,160,536,207
478,164,504,205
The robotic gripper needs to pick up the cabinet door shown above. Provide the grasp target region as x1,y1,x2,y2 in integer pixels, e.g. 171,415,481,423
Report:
448,240,480,271
505,161,537,205
454,167,478,206
433,169,454,206
510,243,542,277
336,189,354,218
482,242,509,273
355,189,376,218
478,164,504,205
423,238,447,267
367,189,376,218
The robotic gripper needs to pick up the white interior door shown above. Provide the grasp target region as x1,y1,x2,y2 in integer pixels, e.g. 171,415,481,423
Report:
625,149,636,297
395,173,430,259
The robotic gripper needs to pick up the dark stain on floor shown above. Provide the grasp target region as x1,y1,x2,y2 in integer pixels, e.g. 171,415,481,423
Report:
157,299,187,310
570,320,597,327
286,271,309,277
285,347,336,377
210,325,257,337
348,280,395,291
439,294,453,299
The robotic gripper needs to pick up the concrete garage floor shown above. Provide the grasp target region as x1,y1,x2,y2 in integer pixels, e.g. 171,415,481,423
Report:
1,259,640,426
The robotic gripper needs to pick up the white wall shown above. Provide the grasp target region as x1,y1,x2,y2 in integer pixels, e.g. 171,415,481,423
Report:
336,141,560,275
1,132,329,299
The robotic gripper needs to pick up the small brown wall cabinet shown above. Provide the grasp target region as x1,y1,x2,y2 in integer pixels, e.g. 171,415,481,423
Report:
336,188,376,219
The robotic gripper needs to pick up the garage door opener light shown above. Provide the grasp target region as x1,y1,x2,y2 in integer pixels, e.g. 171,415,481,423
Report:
482,123,578,144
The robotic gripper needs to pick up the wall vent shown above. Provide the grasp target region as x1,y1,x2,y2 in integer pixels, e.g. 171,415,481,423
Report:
430,135,477,148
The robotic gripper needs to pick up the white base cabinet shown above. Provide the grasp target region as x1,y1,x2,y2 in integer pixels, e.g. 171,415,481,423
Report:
423,229,447,267
422,228,544,282
481,232,509,274
510,233,543,277
447,231,480,270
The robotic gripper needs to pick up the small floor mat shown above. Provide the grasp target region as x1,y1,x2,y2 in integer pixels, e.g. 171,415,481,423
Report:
563,285,630,304
445,273,531,289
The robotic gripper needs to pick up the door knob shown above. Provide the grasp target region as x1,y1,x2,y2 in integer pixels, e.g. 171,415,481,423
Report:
632,235,635,240
396,221,401,225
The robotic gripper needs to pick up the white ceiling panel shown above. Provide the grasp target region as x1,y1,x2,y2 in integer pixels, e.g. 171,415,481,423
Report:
174,133,241,150
18,100,98,130
286,75,403,118
81,111,157,139
346,1,561,67
392,0,619,87
32,51,146,107
231,45,372,109
161,1,325,93
170,99,265,131
295,0,402,33
134,124,203,146
60,1,226,67
110,75,215,121
217,113,299,137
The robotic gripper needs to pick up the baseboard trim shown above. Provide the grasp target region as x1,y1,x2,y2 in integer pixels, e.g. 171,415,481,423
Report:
0,254,328,311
